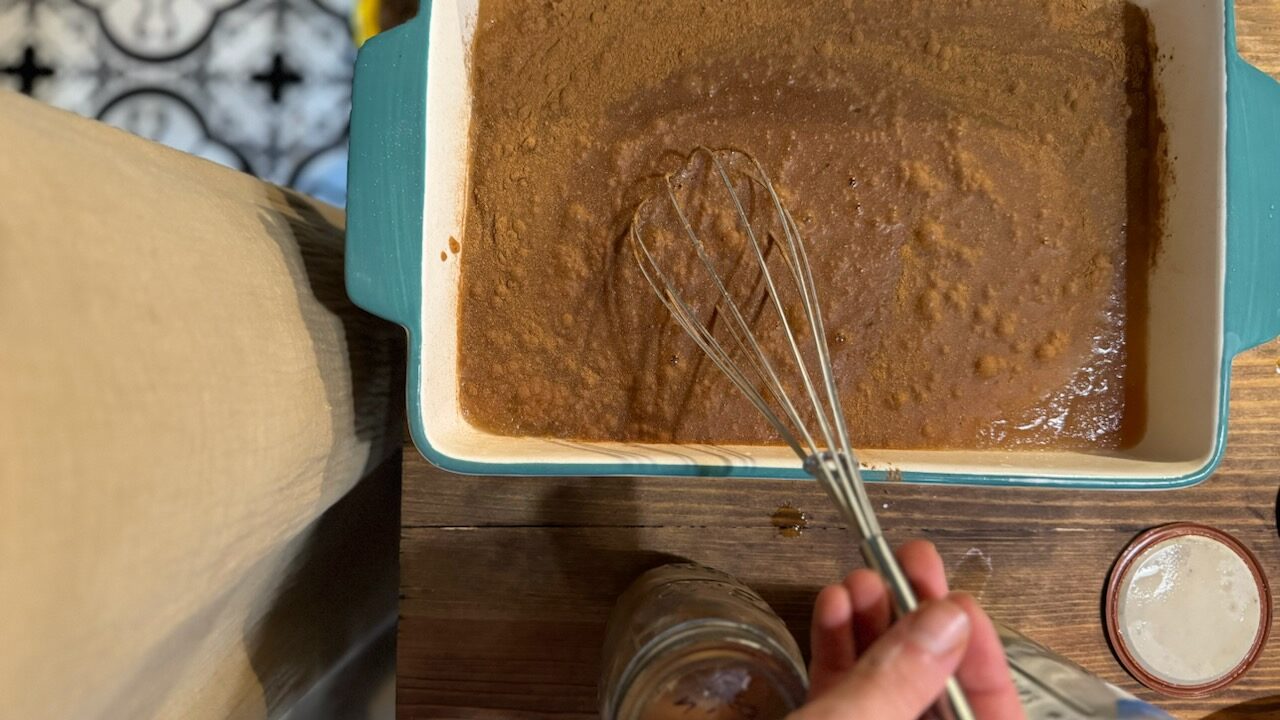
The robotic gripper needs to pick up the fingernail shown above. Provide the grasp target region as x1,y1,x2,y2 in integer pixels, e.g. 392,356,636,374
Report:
908,599,970,656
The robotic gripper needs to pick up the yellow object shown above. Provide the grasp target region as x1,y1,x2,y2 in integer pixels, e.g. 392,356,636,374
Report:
353,0,381,47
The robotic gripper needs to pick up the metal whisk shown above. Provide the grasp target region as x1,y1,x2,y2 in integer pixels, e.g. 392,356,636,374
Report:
629,146,975,720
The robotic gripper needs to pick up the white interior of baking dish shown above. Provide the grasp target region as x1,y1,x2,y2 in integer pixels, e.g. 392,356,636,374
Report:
416,0,1226,481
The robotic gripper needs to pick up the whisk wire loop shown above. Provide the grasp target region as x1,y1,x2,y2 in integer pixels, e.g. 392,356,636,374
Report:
629,216,808,458
669,158,824,457
628,146,974,720
707,149,876,536
738,153,880,536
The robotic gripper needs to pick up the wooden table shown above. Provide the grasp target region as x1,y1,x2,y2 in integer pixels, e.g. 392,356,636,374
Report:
396,7,1280,718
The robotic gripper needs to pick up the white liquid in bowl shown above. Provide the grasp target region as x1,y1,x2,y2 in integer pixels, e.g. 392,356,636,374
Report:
1117,535,1263,686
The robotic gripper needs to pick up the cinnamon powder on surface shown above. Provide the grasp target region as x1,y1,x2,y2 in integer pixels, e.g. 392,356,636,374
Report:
457,0,1158,450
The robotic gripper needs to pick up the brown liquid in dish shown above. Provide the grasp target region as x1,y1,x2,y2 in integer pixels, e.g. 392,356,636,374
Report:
457,0,1159,450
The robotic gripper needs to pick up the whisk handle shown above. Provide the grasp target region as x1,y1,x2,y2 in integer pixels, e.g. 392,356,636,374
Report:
861,535,977,720
861,534,920,614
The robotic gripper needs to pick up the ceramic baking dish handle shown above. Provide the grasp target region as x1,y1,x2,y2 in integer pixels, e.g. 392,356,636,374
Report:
1225,33,1280,356
345,13,429,330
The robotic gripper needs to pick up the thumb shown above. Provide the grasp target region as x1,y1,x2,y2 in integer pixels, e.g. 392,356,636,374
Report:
793,597,971,720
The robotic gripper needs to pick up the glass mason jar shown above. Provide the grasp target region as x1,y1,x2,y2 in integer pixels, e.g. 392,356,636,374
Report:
600,563,808,720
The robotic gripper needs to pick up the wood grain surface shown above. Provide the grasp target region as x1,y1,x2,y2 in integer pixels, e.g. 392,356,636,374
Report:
398,5,1280,718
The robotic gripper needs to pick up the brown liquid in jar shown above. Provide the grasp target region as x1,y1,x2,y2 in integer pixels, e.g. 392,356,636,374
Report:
457,0,1159,450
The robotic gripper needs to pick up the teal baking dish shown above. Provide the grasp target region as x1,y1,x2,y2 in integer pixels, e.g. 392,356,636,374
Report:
346,0,1280,488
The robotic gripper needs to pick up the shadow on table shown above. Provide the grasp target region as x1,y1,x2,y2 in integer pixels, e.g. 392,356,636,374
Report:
1203,696,1280,719
540,476,689,614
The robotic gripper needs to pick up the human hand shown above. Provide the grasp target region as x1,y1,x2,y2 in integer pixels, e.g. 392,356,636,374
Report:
789,541,1025,720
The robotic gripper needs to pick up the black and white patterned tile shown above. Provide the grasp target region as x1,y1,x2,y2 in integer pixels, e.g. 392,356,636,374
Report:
0,0,354,205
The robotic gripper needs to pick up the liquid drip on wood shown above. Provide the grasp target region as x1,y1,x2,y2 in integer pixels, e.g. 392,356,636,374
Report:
771,504,808,538
952,548,994,602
